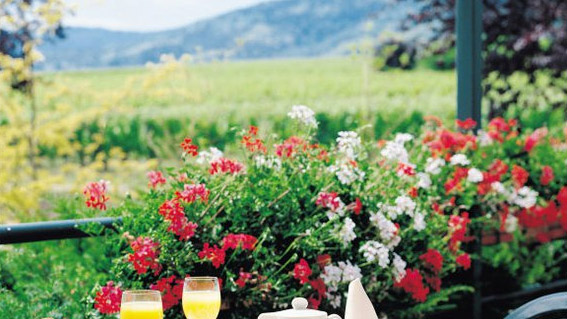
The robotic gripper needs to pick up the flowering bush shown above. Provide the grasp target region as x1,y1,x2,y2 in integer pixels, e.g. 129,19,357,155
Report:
84,106,567,319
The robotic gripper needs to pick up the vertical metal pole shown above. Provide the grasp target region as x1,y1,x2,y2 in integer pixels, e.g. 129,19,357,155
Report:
457,0,483,126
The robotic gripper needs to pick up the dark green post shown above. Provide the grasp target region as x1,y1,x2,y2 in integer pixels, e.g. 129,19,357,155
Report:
457,0,483,126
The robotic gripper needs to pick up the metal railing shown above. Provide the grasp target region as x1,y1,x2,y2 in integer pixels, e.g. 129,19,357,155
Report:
0,217,121,244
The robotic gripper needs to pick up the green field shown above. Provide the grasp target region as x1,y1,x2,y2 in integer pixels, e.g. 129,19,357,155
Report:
44,57,457,124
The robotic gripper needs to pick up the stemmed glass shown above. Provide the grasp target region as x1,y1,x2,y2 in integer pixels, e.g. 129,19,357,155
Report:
182,277,221,319
120,290,163,319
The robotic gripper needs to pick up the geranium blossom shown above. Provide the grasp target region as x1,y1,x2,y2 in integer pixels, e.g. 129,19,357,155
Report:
419,249,444,273
198,243,226,269
196,147,223,164
337,217,357,246
449,154,470,166
175,183,210,203
392,253,407,282
235,272,253,288
180,137,198,156
150,276,184,310
381,140,409,164
316,192,345,219
147,171,167,189
360,241,390,268
394,268,429,302
83,180,110,210
254,155,282,170
540,165,554,186
456,118,477,130
336,131,361,159
329,160,366,185
511,165,529,189
417,172,432,189
456,254,471,270
209,158,245,175
222,233,258,251
127,237,161,275
288,105,318,128
467,168,483,183
94,281,122,314
425,157,445,175
293,259,313,284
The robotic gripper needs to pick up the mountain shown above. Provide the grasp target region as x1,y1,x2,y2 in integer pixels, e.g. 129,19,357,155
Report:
38,0,411,70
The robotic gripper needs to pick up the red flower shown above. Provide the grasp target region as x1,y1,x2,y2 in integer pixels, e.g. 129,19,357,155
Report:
540,166,554,186
309,278,327,298
394,268,429,303
397,162,416,176
180,137,199,156
419,249,444,274
83,180,110,210
209,158,244,175
158,199,198,241
241,125,266,153
316,192,342,211
352,198,363,215
175,183,210,203
316,254,332,269
511,165,529,189
293,258,312,285
524,128,548,152
94,281,123,314
308,295,322,309
248,125,259,136
221,234,258,251
558,187,567,208
151,276,184,310
488,117,511,133
456,254,471,270
425,275,442,292
127,237,161,275
198,243,226,268
235,272,253,288
147,171,166,189
275,136,306,158
456,118,477,130
448,212,470,252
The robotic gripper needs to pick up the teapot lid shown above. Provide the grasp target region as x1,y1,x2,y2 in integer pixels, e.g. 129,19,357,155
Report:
264,298,328,319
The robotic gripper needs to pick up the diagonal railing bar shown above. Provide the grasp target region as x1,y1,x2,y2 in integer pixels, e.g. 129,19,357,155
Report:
0,217,122,245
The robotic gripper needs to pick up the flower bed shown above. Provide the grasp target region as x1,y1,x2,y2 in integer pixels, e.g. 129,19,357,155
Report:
83,106,567,319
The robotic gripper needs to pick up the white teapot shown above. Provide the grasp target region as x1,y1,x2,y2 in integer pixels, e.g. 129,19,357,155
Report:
258,297,342,319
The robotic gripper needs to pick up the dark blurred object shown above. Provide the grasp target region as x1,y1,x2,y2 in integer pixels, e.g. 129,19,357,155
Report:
398,0,567,120
375,39,417,70
503,292,567,319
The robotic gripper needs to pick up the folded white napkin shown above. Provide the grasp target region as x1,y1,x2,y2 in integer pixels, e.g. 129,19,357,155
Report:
344,278,378,319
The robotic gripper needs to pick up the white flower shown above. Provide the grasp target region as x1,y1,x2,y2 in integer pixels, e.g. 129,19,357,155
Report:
467,168,484,183
512,186,538,208
339,261,362,282
336,131,361,159
330,162,365,185
450,154,470,166
394,133,414,144
337,217,357,245
369,211,400,248
425,157,445,175
491,182,507,195
392,253,407,282
417,173,432,189
504,214,519,233
254,155,282,170
381,141,409,164
413,212,426,231
377,203,401,220
196,147,223,164
288,105,318,128
328,293,342,309
477,130,493,146
395,195,416,217
360,241,390,268
321,264,342,286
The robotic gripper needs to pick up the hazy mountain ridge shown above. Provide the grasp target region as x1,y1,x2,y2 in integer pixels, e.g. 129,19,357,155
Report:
39,0,410,70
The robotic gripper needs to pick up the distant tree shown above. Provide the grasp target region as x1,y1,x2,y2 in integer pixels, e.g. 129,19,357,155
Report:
0,0,68,176
399,0,567,120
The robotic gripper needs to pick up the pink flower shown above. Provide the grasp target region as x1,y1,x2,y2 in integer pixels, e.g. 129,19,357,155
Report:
175,183,210,203
209,158,244,175
147,171,166,189
83,180,110,210
221,234,258,251
94,281,123,314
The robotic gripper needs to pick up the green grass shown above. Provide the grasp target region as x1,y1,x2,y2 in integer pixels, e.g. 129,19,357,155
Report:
42,57,457,122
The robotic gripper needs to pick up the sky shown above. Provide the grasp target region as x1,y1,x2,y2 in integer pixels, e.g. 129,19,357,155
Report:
65,0,269,32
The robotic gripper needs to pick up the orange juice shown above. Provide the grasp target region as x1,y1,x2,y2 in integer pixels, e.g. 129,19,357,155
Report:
182,290,221,319
120,301,163,319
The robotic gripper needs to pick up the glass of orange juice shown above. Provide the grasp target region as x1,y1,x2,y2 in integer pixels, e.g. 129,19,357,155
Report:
120,290,163,319
182,277,221,319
